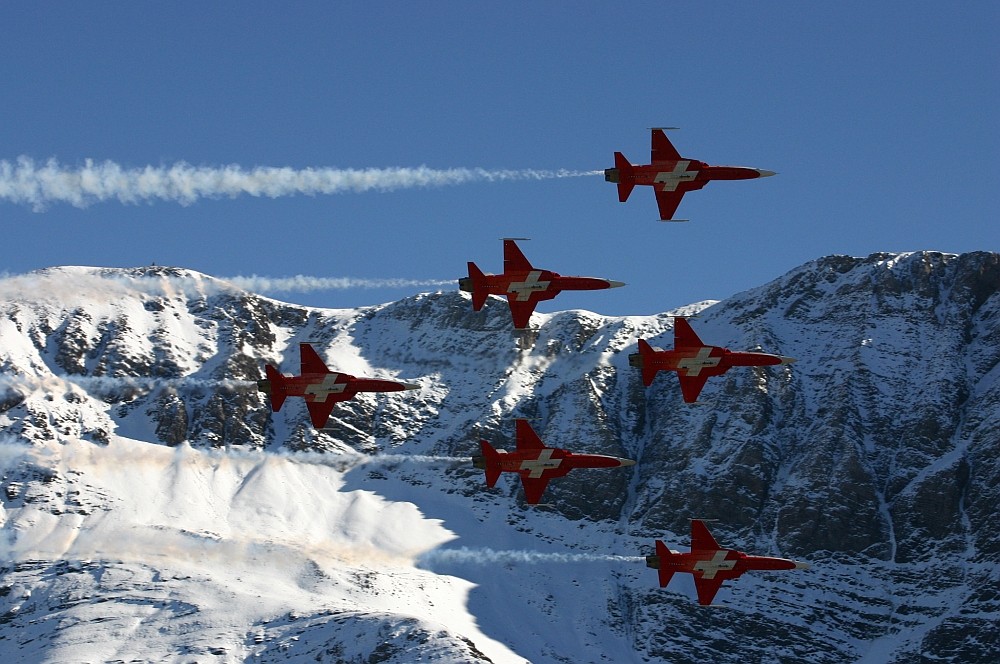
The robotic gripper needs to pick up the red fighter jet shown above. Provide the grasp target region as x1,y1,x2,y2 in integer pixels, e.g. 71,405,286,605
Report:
472,419,636,504
605,128,776,221
459,238,625,329
646,519,809,606
629,318,795,403
257,342,420,429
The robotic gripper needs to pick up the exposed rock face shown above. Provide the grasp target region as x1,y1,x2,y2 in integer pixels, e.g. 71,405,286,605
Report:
0,252,998,662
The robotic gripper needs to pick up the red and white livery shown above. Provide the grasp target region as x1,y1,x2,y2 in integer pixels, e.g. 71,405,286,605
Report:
646,519,809,606
472,419,635,504
629,318,795,403
605,128,776,221
459,238,625,330
257,342,419,429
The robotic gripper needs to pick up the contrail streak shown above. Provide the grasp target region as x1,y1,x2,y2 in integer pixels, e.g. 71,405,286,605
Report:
416,546,645,566
0,156,601,210
224,275,454,293
282,451,467,472
0,374,255,394
0,270,452,301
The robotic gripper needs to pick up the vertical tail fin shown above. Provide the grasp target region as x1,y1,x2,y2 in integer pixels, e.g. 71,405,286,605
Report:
614,152,636,202
479,440,502,487
467,262,489,311
655,540,675,588
263,364,287,412
638,339,659,387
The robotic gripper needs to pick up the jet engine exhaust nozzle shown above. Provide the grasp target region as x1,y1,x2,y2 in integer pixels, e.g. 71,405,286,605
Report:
256,379,272,395
645,555,661,570
471,454,486,470
604,168,620,183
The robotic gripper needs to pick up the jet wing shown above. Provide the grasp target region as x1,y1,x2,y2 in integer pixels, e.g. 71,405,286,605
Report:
651,129,682,162
299,343,331,374
653,190,685,221
677,373,710,403
673,318,705,348
503,239,534,273
305,398,338,429
691,520,723,551
506,297,539,330
520,476,551,505
514,419,545,451
693,575,726,606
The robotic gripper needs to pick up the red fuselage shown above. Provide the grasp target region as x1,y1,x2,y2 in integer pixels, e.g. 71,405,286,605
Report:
618,161,769,188
476,447,634,480
646,522,809,605
460,239,625,329
473,419,636,504
640,346,787,379
606,129,776,220
274,372,410,400
468,270,621,302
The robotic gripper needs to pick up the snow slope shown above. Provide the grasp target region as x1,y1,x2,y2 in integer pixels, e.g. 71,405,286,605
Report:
1,253,998,662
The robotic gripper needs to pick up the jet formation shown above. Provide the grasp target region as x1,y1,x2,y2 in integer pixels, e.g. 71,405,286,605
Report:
257,342,419,429
247,128,804,607
645,519,809,605
472,418,635,504
459,238,624,329
606,128,775,221
629,317,796,403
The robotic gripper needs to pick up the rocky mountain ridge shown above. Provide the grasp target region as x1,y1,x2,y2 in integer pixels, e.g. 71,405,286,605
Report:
0,251,998,662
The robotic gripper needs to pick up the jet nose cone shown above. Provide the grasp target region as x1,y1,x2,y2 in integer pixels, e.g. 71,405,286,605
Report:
779,356,797,365
618,458,637,467
756,169,777,178
607,280,626,289
401,382,421,390
794,561,810,570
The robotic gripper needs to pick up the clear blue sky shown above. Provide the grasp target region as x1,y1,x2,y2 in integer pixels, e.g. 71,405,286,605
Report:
1,2,996,315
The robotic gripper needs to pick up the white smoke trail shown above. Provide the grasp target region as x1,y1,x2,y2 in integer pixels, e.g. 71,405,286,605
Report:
417,546,646,566
0,156,601,210
279,451,466,473
0,270,451,304
0,374,255,395
224,275,454,293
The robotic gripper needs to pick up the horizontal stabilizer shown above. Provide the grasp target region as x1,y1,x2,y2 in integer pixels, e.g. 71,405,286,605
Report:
613,152,636,203
264,364,286,412
655,540,675,588
466,262,488,311
480,440,502,487
636,339,659,387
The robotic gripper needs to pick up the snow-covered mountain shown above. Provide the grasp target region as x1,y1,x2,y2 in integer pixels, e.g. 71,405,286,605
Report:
0,252,998,663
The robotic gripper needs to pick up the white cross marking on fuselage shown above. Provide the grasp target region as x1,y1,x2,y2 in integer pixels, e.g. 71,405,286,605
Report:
693,550,736,579
519,448,561,478
507,271,551,302
676,347,720,376
653,161,698,192
304,374,347,402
